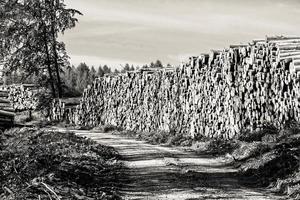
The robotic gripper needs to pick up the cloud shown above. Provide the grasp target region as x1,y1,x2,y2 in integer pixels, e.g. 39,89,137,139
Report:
63,0,300,66
68,0,299,34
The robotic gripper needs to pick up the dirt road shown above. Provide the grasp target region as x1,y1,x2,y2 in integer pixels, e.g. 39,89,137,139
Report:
58,129,283,200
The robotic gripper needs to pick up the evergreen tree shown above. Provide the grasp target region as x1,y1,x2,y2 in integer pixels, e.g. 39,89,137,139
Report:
90,66,96,84
97,66,105,77
103,65,111,74
76,63,90,92
130,65,135,71
150,62,155,68
154,60,163,68
124,63,130,71
71,65,78,88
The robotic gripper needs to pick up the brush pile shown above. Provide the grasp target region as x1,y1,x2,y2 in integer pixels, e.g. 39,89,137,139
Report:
0,128,122,200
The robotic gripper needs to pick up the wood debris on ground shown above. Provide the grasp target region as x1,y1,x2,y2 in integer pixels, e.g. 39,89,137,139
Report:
0,128,122,200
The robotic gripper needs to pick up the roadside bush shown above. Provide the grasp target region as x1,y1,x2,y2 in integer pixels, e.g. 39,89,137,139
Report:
93,124,122,133
103,125,122,133
238,123,279,142
236,123,300,198
193,138,240,156
232,142,270,161
166,130,193,146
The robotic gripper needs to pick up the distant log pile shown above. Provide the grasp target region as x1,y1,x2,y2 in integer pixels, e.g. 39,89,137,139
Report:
74,36,300,139
50,98,79,123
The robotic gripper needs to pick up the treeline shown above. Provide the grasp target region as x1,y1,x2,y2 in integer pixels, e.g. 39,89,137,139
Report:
3,59,167,97
62,60,166,96
62,63,111,96
63,63,133,96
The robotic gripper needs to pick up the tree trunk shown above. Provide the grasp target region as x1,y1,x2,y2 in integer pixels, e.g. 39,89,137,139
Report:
43,29,57,98
52,41,62,98
50,0,63,98
37,0,56,98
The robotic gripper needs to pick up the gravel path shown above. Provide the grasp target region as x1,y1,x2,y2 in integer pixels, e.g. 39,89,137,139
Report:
58,128,284,200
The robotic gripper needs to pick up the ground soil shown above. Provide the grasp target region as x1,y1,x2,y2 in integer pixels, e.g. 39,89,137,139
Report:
54,128,286,200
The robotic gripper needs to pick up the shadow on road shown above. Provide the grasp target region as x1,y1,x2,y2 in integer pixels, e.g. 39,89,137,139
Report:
71,130,282,200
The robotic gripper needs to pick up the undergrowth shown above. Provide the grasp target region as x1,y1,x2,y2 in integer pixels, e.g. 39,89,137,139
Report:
234,122,300,199
0,128,122,200
93,124,122,133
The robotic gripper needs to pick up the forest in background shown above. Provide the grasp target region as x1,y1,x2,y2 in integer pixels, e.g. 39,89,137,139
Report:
2,59,166,97
0,0,167,98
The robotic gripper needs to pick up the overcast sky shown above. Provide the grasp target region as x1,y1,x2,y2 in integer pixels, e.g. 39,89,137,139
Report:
61,0,300,70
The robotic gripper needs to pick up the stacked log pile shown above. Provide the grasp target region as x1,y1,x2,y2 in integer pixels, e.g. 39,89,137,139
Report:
0,89,15,128
50,98,79,123
7,84,38,111
74,36,300,139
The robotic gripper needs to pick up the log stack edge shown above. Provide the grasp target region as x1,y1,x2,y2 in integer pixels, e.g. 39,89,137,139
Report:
55,36,300,139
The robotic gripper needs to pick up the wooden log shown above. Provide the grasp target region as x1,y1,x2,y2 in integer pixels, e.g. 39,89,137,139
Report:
0,98,10,104
0,107,15,112
0,110,15,117
278,45,300,51
267,36,300,42
279,51,300,59
0,117,14,122
229,44,248,48
0,92,9,98
291,59,300,73
0,103,11,107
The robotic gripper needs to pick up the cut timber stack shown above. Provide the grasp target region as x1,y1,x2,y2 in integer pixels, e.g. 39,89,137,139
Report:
8,84,38,111
50,98,80,124
0,84,39,129
0,89,15,129
60,36,300,139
